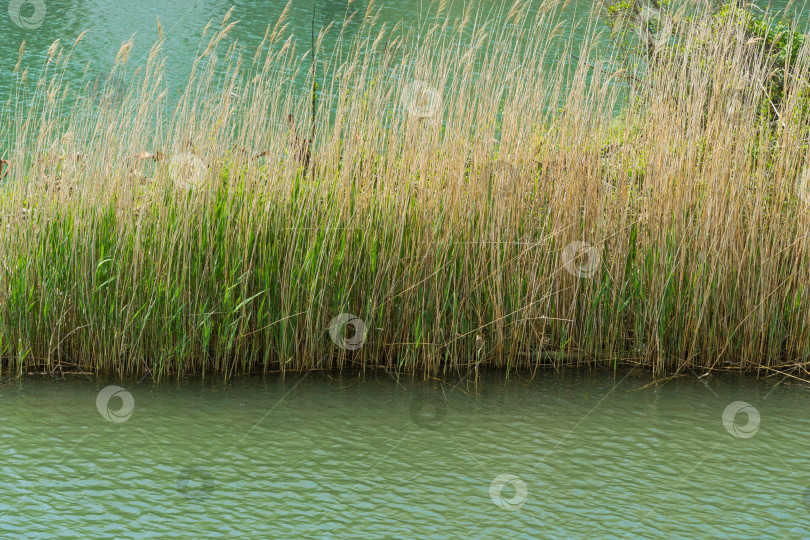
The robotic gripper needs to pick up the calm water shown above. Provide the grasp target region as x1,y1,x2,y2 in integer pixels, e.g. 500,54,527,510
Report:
1,0,802,115
1,0,587,111
0,370,809,538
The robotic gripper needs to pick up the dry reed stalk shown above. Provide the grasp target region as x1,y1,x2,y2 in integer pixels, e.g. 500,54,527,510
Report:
0,1,807,379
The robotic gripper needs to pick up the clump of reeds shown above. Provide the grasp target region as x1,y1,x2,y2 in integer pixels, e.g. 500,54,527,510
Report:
0,1,809,379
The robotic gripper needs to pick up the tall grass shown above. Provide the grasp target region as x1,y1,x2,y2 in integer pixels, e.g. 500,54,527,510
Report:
1,0,809,378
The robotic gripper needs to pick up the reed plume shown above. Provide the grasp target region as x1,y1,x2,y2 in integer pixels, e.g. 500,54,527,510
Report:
0,1,808,379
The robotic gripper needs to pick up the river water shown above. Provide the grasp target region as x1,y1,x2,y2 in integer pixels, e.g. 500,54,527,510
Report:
0,0,805,139
1,0,581,113
1,0,801,114
0,370,808,538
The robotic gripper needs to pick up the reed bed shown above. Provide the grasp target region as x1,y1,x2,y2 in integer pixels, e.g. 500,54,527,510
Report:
0,0,809,378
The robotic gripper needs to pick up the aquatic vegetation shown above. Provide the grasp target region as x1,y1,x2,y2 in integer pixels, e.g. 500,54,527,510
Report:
1,1,810,378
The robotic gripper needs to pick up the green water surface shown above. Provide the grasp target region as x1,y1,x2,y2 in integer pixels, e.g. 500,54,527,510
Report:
0,370,808,538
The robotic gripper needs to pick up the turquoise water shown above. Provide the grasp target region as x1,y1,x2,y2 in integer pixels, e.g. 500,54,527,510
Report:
0,0,599,151
0,0,805,139
0,1,802,95
2,0,571,107
0,370,809,538
0,0,805,142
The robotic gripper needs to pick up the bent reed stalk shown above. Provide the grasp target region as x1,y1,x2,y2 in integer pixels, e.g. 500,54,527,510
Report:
1,1,809,379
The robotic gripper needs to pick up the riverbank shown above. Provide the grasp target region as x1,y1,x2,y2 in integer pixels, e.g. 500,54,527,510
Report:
1,1,810,379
